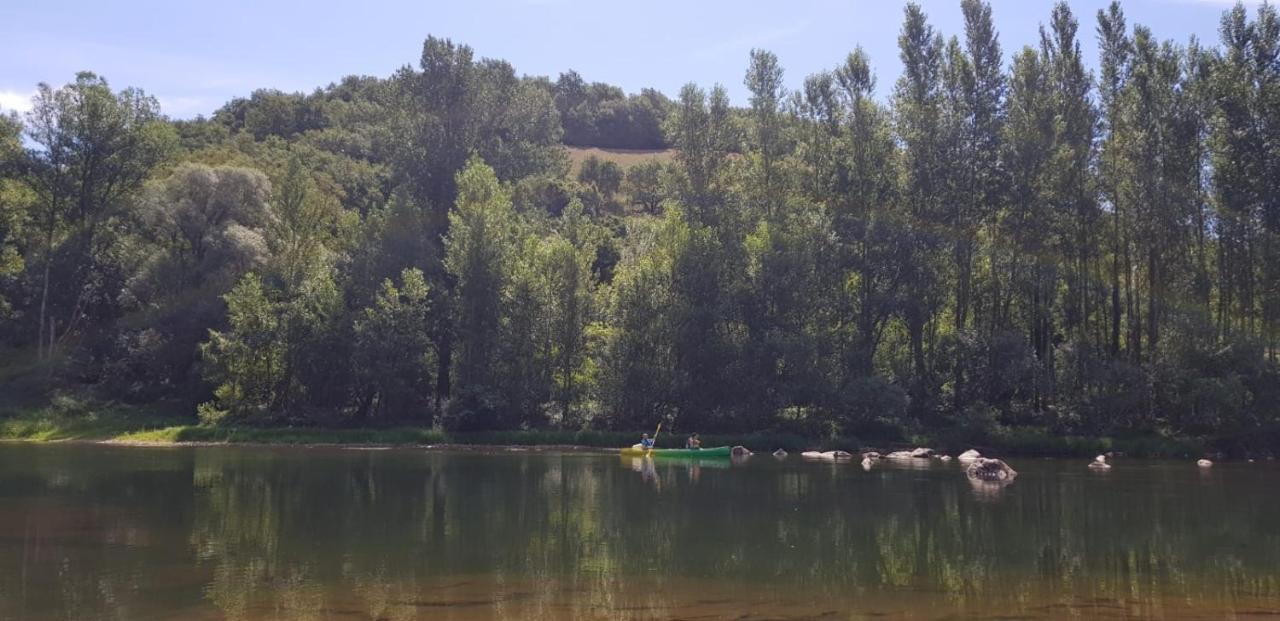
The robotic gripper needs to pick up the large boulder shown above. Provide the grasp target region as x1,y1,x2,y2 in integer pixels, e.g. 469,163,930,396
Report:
965,457,1017,482
958,449,982,464
801,450,853,462
887,448,934,460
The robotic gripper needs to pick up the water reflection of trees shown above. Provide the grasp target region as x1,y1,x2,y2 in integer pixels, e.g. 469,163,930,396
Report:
185,454,1280,619
3,447,1280,620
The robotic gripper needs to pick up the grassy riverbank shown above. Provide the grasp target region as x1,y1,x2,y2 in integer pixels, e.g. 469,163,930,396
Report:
0,410,821,451
1,404,1257,458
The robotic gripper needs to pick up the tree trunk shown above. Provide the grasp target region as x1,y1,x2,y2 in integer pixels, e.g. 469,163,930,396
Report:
435,332,452,415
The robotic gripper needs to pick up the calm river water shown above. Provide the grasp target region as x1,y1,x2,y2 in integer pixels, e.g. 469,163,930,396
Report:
0,444,1277,620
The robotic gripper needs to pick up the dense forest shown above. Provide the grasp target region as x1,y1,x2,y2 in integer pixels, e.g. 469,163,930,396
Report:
2,1,1279,447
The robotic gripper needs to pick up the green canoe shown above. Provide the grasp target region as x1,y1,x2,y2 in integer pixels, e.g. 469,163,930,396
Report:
619,445,732,458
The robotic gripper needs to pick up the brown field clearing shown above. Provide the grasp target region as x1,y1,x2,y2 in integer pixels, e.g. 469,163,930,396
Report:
566,146,676,173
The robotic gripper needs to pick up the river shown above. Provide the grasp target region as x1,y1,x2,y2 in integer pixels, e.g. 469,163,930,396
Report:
1,444,1277,620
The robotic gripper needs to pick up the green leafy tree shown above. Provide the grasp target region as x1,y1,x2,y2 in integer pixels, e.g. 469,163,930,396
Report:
113,163,272,399
23,72,176,358
0,113,30,321
1041,3,1099,370
353,268,434,421
394,36,565,403
831,48,905,382
576,155,623,214
745,49,787,217
623,159,669,214
267,155,340,292
599,212,683,429
540,200,596,425
199,274,285,423
665,83,739,226
443,157,517,429
893,3,948,415
1001,46,1057,410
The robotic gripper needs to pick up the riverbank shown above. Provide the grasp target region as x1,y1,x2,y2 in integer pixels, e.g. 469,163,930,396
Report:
0,411,815,452
0,407,1256,458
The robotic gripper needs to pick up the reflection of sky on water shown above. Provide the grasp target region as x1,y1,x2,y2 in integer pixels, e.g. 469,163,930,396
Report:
1,444,1278,620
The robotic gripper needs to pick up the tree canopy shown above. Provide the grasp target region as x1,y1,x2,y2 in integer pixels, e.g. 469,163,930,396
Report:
2,1,1279,452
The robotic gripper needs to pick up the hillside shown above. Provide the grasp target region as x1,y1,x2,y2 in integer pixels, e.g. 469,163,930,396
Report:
566,146,676,173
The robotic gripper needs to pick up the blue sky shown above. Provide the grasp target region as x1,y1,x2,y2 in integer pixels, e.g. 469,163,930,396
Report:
0,0,1263,118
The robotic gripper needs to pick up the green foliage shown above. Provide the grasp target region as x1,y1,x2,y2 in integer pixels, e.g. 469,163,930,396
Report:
3,12,1280,451
444,157,517,429
20,72,178,360
0,113,30,321
622,159,670,214
199,274,284,423
106,162,272,400
535,200,596,425
598,212,683,429
352,268,434,421
551,71,671,149
577,155,624,214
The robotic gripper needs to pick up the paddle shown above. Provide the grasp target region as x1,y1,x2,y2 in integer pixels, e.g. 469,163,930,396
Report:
647,421,663,456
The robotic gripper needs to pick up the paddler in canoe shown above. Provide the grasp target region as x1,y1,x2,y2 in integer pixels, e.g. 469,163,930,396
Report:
621,421,731,457
685,433,702,449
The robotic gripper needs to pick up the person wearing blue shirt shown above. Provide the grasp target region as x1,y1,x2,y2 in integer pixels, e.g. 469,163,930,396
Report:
639,433,654,449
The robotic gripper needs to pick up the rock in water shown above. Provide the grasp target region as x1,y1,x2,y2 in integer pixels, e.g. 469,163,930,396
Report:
1088,455,1111,470
802,450,852,462
966,457,1017,482
772,449,788,459
1197,459,1213,468
910,447,935,458
958,449,982,463
731,446,751,457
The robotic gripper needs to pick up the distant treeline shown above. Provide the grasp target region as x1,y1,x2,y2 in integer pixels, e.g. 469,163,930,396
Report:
1,2,1279,450
210,69,672,151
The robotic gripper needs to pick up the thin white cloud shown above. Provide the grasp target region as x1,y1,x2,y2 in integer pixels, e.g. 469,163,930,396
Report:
0,89,33,114
1168,0,1265,4
157,95,216,119
7,31,308,118
692,21,811,61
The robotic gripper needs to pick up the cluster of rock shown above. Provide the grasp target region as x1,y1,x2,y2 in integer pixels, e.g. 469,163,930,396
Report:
1088,453,1214,470
769,444,1024,488
771,444,1220,480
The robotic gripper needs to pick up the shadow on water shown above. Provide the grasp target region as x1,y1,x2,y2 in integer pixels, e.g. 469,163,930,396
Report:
1,444,1278,620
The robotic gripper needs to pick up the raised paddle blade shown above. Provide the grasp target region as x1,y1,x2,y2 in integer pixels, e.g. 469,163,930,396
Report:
649,421,663,455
